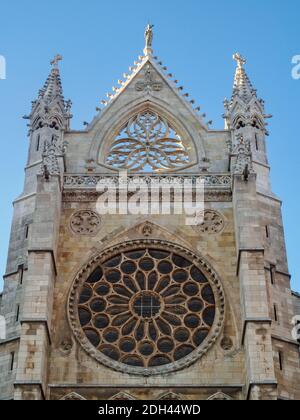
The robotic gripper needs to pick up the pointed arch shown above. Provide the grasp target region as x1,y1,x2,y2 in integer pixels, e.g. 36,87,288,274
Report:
104,109,192,172
32,112,64,131
60,392,86,400
232,114,246,130
88,96,207,173
109,392,137,401
250,113,264,130
207,392,233,400
158,392,182,400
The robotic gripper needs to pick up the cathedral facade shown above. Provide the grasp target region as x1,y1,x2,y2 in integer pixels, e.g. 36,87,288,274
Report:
0,28,299,400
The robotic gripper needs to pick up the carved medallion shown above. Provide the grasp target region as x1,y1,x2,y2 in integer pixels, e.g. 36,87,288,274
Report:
70,210,101,235
141,223,153,237
194,210,225,235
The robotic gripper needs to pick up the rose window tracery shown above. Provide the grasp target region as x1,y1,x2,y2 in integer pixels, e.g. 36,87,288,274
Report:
69,241,225,375
105,111,190,172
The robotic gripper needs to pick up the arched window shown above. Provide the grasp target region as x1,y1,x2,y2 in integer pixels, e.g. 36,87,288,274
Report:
105,110,191,172
69,240,225,376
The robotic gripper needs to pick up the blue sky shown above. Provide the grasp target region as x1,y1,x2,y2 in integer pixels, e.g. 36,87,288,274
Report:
0,0,299,292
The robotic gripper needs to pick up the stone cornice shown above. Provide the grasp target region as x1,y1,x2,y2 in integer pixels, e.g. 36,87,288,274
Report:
63,173,232,203
48,383,244,389
64,173,232,189
62,189,232,203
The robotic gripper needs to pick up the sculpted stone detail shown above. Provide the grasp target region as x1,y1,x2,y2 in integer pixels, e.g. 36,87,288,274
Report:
110,392,136,401
135,65,163,93
60,338,73,355
145,24,154,49
70,210,101,235
39,134,67,178
194,210,225,235
233,134,254,176
207,392,233,401
60,392,86,401
158,392,182,401
68,239,225,376
141,223,153,237
105,111,189,172
64,174,232,189
220,336,233,351
62,190,232,204
27,57,72,135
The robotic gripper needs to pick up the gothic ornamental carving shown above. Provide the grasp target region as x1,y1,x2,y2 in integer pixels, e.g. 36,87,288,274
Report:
135,65,163,93
68,240,225,376
70,210,101,236
220,336,233,351
194,210,225,235
110,392,136,401
158,392,182,401
141,223,153,237
64,174,232,189
40,134,67,178
60,392,86,401
233,134,254,176
59,338,73,355
105,111,190,172
207,392,233,401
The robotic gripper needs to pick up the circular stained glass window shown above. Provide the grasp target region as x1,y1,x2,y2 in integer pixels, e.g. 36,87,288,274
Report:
69,241,224,376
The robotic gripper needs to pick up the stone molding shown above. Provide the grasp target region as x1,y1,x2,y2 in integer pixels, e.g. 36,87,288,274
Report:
62,190,232,203
64,174,232,189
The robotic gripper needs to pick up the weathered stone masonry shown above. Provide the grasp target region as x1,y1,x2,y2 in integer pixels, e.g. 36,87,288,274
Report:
0,30,299,400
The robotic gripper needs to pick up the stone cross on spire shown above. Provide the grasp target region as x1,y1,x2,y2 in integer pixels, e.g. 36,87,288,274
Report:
144,24,154,56
50,54,63,69
233,53,246,69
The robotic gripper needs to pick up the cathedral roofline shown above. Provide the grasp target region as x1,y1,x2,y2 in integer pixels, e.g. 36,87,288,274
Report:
86,25,212,132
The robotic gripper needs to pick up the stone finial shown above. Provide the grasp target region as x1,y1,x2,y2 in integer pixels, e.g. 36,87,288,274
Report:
233,52,246,68
144,23,154,56
50,54,63,68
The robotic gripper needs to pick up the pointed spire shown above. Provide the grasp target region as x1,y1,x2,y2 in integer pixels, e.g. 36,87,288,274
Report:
144,23,154,57
232,53,256,102
224,53,269,135
28,55,72,133
38,54,65,103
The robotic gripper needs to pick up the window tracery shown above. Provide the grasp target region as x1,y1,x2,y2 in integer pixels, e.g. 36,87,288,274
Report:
69,240,225,376
105,111,190,172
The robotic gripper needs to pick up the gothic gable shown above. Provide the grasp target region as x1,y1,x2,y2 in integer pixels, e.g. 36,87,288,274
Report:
207,392,233,400
60,392,86,400
109,392,136,400
87,59,209,173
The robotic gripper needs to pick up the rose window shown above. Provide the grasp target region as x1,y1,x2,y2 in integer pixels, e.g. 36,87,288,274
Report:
70,242,224,375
